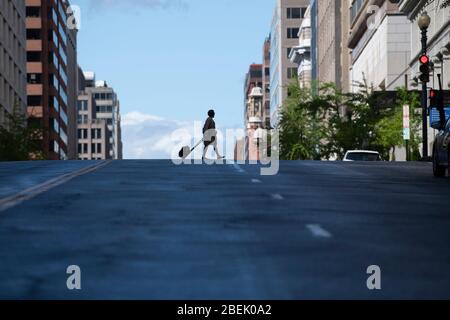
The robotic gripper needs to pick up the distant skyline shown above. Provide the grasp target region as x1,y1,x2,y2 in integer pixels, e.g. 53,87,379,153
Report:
74,0,276,158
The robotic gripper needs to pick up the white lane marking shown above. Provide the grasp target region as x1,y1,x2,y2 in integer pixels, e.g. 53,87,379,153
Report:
271,193,284,200
232,162,245,173
0,161,112,213
306,224,332,238
251,179,262,184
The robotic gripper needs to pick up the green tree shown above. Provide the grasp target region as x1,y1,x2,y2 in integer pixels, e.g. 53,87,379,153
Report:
327,78,390,159
0,103,45,161
374,88,422,161
374,100,402,160
278,78,421,162
278,82,326,160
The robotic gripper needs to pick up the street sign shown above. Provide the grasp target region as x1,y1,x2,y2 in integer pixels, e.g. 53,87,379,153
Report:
403,128,411,140
430,106,450,127
403,105,410,140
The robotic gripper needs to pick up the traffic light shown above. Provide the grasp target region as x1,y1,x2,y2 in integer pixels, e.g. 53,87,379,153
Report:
429,89,438,107
419,54,430,83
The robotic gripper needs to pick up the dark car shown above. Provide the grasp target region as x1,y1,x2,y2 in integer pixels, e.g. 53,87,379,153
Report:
432,117,450,177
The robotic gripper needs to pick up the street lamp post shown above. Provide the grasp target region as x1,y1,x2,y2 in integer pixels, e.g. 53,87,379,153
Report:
418,12,431,160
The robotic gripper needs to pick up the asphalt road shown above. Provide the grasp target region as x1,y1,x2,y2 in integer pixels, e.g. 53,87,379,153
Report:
0,160,450,299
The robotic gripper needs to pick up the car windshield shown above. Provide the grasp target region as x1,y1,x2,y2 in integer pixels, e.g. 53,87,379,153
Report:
346,152,380,161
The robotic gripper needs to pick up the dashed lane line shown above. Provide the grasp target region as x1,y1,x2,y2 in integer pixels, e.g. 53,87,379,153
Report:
232,162,246,174
306,224,332,238
271,193,284,200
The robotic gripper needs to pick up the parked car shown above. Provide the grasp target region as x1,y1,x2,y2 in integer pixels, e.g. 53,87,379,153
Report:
343,150,382,162
432,117,450,177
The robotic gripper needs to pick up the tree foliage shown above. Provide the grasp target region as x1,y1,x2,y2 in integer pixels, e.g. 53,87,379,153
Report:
0,103,45,161
278,80,422,161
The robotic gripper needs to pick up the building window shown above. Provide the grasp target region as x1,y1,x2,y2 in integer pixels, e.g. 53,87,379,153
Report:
27,51,41,62
287,8,303,19
351,0,365,23
77,100,88,111
77,115,88,124
28,95,42,106
26,29,41,40
27,73,42,84
287,48,292,58
287,67,298,79
77,129,88,139
77,129,88,140
287,28,299,39
26,6,41,18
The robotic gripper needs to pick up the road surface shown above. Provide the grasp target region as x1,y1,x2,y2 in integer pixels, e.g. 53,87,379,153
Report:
0,160,450,299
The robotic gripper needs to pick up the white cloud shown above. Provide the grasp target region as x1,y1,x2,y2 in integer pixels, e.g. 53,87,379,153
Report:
121,111,164,126
121,111,202,159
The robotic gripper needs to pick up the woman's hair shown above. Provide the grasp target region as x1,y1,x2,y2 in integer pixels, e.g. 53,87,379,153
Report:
208,110,215,117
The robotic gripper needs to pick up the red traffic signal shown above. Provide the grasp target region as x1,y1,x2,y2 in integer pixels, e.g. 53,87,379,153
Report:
429,89,437,98
419,54,430,83
419,54,429,64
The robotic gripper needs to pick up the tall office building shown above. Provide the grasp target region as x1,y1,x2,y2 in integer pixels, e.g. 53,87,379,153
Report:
348,0,411,92
340,0,351,92
317,0,343,89
262,37,271,129
289,5,312,88
270,0,309,125
76,69,111,160
80,71,123,160
26,0,78,160
308,0,351,91
0,0,27,127
310,0,318,83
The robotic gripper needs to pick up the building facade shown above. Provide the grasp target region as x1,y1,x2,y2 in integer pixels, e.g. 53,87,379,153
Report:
270,0,309,124
399,0,450,91
26,0,78,160
317,0,343,88
243,63,263,129
0,0,27,127
77,87,111,160
348,0,411,92
308,0,351,91
290,5,312,88
79,72,122,160
262,37,271,129
246,87,265,161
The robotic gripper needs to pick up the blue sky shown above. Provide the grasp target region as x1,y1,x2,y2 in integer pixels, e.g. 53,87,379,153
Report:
73,0,275,158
